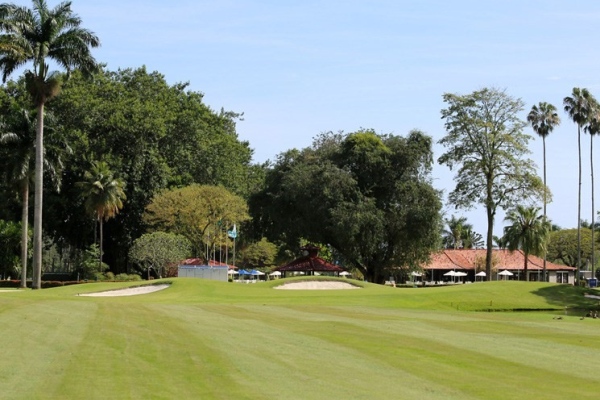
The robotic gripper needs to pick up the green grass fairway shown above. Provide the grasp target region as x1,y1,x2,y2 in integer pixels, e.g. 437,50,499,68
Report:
1,278,600,399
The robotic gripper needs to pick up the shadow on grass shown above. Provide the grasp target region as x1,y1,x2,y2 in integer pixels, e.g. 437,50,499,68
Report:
532,284,600,310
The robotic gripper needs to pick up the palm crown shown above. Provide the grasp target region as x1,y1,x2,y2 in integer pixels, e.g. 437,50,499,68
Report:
527,102,560,138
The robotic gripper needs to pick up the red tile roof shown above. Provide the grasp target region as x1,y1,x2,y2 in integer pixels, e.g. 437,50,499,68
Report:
423,249,575,271
275,255,344,272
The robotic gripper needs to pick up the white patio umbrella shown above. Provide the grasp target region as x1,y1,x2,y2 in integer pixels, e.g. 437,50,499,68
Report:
339,271,351,277
453,271,467,283
498,270,514,280
269,271,281,276
410,271,423,276
227,269,238,275
475,271,486,282
443,270,456,283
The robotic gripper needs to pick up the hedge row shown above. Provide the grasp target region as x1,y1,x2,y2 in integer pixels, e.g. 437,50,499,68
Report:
0,280,87,288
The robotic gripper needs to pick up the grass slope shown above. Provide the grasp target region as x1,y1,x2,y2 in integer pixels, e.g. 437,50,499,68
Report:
1,278,599,399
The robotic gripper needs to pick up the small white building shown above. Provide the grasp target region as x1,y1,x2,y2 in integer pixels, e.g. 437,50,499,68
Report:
178,258,229,282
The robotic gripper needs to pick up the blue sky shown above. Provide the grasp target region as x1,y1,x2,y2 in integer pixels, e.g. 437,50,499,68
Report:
11,0,600,239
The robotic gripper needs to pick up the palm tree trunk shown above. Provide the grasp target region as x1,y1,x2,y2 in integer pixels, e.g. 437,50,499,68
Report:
523,252,528,282
32,102,45,290
577,125,582,285
542,136,547,282
20,181,28,288
591,134,595,280
99,217,103,272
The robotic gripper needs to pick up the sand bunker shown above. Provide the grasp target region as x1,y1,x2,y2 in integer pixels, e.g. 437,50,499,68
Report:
79,284,170,297
274,281,360,290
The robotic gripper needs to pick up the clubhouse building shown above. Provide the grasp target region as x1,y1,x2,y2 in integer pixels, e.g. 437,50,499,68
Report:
421,249,576,284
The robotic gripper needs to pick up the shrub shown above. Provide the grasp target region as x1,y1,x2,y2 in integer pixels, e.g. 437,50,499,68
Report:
0,280,21,288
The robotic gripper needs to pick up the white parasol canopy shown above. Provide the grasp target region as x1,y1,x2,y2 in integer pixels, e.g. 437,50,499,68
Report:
410,271,423,277
269,271,281,276
498,270,514,276
475,271,486,277
339,271,351,277
443,271,456,276
454,271,468,277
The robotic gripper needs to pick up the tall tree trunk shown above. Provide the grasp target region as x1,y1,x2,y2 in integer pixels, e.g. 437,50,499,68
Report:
485,205,494,281
523,252,528,282
591,134,595,280
99,217,103,272
32,102,45,290
577,125,582,285
485,176,495,281
20,181,28,288
542,136,547,282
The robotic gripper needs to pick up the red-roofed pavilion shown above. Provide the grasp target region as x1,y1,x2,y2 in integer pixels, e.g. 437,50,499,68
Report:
273,245,345,277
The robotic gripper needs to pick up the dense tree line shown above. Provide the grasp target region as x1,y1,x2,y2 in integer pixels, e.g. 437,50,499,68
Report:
0,67,260,275
249,129,442,283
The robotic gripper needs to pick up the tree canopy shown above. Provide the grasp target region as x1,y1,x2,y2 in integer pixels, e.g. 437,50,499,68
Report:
438,88,546,279
129,231,192,278
0,0,100,288
503,205,551,280
144,184,250,260
547,228,600,269
250,129,442,283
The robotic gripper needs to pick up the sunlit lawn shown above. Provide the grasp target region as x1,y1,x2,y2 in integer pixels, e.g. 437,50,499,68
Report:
1,278,599,399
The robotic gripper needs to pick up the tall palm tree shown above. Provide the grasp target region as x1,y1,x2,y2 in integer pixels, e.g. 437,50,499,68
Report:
442,215,469,249
564,88,596,284
503,205,551,281
77,161,126,271
0,106,67,287
0,0,100,289
527,102,560,281
585,102,600,279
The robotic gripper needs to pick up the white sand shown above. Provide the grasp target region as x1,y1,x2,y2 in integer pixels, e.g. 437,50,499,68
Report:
274,281,360,290
78,284,170,297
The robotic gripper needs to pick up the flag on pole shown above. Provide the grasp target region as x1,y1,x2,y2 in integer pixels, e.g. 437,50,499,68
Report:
228,224,237,239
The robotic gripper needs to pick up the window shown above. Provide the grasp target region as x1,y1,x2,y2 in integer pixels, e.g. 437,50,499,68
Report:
557,272,568,284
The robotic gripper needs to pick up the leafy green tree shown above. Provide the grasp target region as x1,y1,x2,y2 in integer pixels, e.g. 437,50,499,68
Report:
43,67,256,272
0,105,68,286
129,231,191,278
0,218,21,279
547,228,600,271
503,205,551,281
0,0,100,288
144,184,250,259
527,101,560,280
77,161,126,271
239,238,277,269
564,88,597,281
251,129,442,283
79,243,108,280
438,88,546,279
